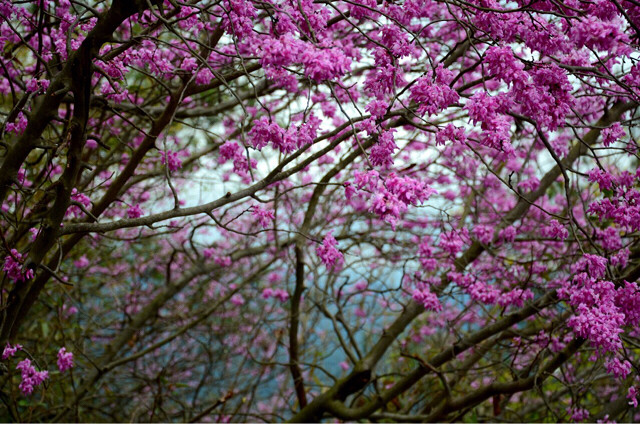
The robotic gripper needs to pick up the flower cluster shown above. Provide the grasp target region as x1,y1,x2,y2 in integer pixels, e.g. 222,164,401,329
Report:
252,206,275,228
370,129,398,167
2,343,22,360
66,188,92,218
412,287,442,311
541,219,569,240
628,386,638,408
409,64,459,117
218,141,257,182
2,249,34,283
436,124,467,146
588,168,640,232
601,123,626,147
465,91,514,153
352,170,436,229
57,347,74,373
262,288,289,302
16,358,48,396
127,204,144,219
249,115,320,154
316,231,343,270
160,150,183,172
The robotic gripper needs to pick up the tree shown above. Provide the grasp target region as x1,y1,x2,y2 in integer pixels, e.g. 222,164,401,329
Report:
0,0,639,421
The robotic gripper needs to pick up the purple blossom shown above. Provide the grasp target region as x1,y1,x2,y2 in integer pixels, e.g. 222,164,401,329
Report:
316,231,343,270
300,47,351,81
628,386,638,408
542,219,569,240
604,356,631,379
2,343,22,360
409,65,459,116
16,358,48,396
601,123,625,147
57,347,74,373
127,204,144,219
3,249,34,283
73,255,90,268
5,112,28,134
472,224,494,244
436,124,467,146
160,150,183,172
248,117,293,153
412,287,442,311
370,129,397,167
483,46,527,86
569,408,589,422
252,206,275,229
588,168,614,191
439,229,467,256
365,100,388,118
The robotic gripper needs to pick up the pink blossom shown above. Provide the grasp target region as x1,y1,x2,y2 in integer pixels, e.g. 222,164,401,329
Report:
2,343,22,360
604,356,632,379
160,150,183,172
127,204,143,219
436,124,466,146
25,78,39,92
248,117,293,153
439,229,467,256
16,358,48,396
354,280,367,291
499,226,517,243
5,112,28,134
62,304,78,319
365,100,388,118
252,206,275,229
25,78,50,93
570,407,589,422
66,188,92,218
472,225,494,244
300,47,351,81
588,168,614,191
412,288,442,311
3,249,34,283
385,173,436,206
230,294,245,306
581,254,608,279
483,46,526,86
57,347,74,372
602,123,625,147
316,231,343,270
214,256,232,267
542,219,569,240
409,65,459,116
568,302,624,354
418,241,437,272
273,289,289,302
73,255,90,268
629,386,638,408
498,288,534,308
370,129,397,167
